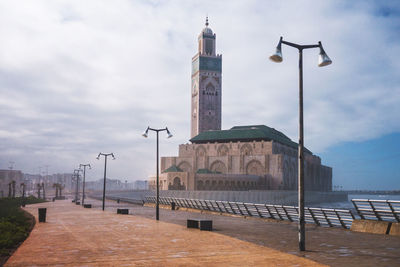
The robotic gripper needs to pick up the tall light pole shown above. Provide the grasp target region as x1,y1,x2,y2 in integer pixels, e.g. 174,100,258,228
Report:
96,153,115,211
73,169,82,202
142,126,173,221
38,166,42,184
269,36,332,251
79,164,91,206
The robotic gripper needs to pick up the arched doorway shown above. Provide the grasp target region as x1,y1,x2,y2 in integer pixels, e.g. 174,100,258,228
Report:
170,177,184,190
197,180,204,190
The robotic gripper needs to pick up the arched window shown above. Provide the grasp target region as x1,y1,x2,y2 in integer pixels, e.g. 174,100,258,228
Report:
205,39,213,55
246,160,264,176
210,160,227,174
178,161,192,172
206,83,215,92
217,145,229,156
240,144,253,156
196,146,206,157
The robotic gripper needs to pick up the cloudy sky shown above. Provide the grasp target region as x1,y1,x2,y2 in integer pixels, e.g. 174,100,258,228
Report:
0,0,399,189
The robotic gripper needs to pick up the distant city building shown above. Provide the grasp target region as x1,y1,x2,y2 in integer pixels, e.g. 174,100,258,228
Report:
23,173,73,195
85,178,133,191
149,19,332,192
134,180,148,190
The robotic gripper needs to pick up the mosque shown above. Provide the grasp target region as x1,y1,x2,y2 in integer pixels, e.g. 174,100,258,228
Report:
149,19,332,192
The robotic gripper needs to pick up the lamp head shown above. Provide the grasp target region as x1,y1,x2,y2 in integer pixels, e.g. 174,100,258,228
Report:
111,153,116,160
318,41,332,67
269,36,283,63
166,127,173,138
142,127,149,138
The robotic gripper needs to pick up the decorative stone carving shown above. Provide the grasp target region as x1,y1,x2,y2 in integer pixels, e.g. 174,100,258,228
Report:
178,161,192,172
217,144,229,156
246,160,264,176
240,144,253,156
210,160,227,173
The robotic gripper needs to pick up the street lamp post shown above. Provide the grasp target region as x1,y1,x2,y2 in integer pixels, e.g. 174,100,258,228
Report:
96,153,115,211
79,164,91,206
269,36,332,251
73,169,82,203
142,126,173,221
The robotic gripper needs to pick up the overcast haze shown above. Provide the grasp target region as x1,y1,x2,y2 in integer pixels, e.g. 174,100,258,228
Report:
0,1,399,189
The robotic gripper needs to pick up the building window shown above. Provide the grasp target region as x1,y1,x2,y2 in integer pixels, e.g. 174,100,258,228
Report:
205,39,213,54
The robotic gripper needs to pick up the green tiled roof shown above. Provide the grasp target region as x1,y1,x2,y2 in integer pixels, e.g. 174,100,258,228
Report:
162,165,183,173
190,125,309,152
196,168,221,174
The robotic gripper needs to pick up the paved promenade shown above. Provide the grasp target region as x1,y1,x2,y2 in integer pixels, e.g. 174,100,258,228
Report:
5,200,324,267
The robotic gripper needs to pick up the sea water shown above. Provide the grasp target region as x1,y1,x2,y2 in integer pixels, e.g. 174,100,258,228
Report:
317,194,400,210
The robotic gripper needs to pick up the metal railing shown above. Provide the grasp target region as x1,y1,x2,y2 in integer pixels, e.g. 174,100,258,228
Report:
145,196,355,229
351,199,400,222
88,194,145,206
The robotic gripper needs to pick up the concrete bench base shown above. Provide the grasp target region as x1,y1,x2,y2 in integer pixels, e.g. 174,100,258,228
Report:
351,219,391,234
117,208,129,214
389,222,400,236
187,219,212,231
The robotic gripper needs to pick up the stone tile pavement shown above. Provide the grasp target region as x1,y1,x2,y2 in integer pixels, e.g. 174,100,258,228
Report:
5,200,325,267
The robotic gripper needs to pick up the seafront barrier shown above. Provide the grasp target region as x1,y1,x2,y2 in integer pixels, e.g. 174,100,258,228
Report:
101,190,347,206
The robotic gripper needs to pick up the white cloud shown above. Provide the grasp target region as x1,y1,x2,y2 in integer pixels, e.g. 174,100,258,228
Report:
0,0,399,180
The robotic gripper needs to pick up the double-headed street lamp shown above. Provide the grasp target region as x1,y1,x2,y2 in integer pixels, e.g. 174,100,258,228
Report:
269,36,332,251
96,153,115,211
142,127,173,221
79,163,91,206
73,169,82,202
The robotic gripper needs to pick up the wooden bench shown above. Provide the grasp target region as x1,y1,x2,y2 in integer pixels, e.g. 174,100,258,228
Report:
187,219,213,231
117,208,129,214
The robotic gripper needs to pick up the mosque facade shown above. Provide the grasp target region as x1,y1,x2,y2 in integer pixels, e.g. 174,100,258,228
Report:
149,19,332,192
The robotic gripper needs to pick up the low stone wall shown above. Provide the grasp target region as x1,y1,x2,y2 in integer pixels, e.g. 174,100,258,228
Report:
351,220,391,234
351,220,400,236
390,223,400,236
106,190,347,206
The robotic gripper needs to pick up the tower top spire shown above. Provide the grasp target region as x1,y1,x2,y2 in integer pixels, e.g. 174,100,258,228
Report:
205,16,209,27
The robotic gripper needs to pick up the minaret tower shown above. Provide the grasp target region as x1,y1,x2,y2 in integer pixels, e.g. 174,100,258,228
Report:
191,17,222,138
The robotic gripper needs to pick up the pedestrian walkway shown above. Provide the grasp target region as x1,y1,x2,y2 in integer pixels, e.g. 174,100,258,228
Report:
5,200,324,266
